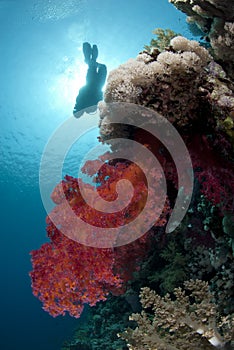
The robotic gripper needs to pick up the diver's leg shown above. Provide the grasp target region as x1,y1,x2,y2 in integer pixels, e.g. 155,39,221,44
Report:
91,44,98,62
85,44,100,84
83,42,92,65
97,64,107,89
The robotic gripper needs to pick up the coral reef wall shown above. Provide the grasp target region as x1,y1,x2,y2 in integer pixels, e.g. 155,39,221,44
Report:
53,2,234,349
100,35,234,152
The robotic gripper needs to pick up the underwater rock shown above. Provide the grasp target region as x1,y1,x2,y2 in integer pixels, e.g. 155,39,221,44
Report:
169,0,234,79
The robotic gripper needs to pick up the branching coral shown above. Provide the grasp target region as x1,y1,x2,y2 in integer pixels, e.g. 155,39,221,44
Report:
147,240,188,293
119,280,233,349
144,28,180,52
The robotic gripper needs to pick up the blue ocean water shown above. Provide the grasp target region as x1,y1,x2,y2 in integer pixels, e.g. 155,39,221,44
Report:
0,1,191,349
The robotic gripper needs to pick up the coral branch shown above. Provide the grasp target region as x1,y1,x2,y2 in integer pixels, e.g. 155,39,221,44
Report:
120,280,233,349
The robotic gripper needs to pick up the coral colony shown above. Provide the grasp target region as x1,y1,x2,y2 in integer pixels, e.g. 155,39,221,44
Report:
30,162,168,318
30,0,233,349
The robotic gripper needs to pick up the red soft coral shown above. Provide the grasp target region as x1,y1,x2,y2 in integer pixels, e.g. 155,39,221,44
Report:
189,134,234,212
30,157,170,318
30,228,122,318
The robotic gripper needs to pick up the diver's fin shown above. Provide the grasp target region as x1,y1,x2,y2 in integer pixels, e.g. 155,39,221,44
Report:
83,42,92,64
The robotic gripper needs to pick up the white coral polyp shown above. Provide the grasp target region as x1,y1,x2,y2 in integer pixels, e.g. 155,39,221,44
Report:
170,36,193,51
112,81,140,103
157,51,201,73
170,36,211,64
104,36,211,105
157,51,181,70
181,52,202,71
136,53,152,63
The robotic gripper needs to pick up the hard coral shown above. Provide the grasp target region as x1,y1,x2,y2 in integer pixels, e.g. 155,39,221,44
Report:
120,280,233,349
169,0,234,79
103,36,211,133
101,33,234,150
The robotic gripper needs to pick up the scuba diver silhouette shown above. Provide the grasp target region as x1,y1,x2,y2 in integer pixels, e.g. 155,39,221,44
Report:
73,42,107,118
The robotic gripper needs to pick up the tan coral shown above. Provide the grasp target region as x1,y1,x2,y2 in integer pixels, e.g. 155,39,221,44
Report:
100,30,234,146
101,36,211,141
119,280,233,350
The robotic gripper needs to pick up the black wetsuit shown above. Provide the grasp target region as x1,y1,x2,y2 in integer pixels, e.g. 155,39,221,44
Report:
73,63,107,118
